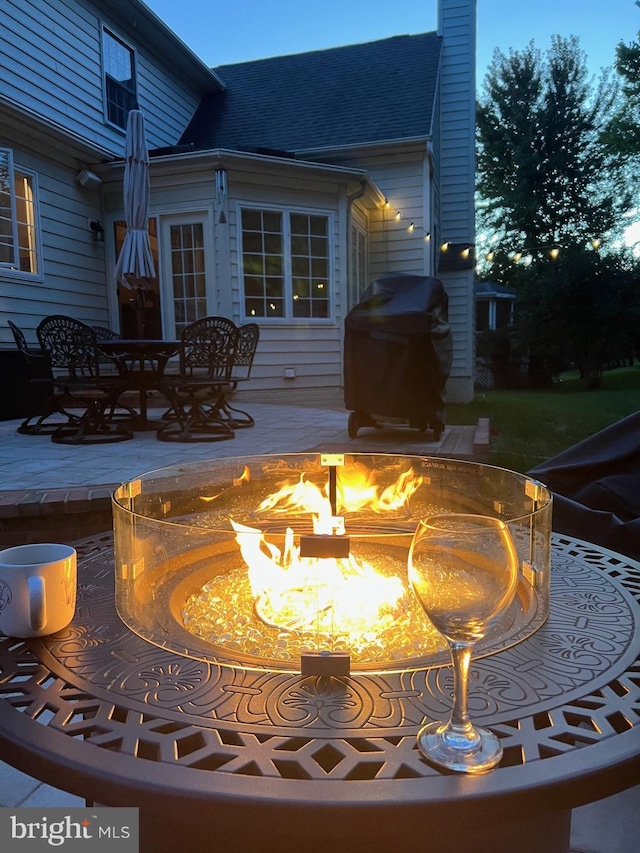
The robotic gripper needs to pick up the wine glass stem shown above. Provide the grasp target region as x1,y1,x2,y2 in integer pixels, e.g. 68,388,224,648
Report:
447,641,476,739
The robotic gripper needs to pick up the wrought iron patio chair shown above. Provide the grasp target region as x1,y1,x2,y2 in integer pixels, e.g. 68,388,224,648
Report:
7,320,80,436
215,322,260,428
91,325,139,421
157,316,236,443
36,315,132,445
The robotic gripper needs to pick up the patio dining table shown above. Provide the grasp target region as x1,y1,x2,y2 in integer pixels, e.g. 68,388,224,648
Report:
97,338,181,429
0,532,638,853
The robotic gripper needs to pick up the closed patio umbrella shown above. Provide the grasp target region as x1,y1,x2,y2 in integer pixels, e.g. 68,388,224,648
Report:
114,108,156,337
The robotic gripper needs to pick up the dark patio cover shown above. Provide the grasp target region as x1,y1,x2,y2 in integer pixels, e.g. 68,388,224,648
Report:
527,411,640,561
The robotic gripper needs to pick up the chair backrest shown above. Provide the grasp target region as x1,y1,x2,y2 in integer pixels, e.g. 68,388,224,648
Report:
180,316,237,380
36,315,101,379
9,320,53,379
92,326,120,341
232,323,260,380
92,326,121,369
8,320,30,354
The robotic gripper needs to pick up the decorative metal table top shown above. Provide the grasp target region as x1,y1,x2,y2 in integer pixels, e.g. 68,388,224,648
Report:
0,532,639,810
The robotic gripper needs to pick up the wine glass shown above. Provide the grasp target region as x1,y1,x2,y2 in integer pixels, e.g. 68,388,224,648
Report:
408,513,519,773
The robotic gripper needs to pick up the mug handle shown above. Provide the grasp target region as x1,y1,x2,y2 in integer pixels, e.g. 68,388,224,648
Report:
28,576,46,632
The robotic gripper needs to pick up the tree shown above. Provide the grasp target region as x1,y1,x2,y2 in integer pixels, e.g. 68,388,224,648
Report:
477,36,629,257
605,1,640,160
476,35,639,388
513,246,640,388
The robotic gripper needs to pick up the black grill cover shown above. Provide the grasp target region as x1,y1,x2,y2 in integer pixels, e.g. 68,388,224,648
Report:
527,411,640,561
344,273,452,428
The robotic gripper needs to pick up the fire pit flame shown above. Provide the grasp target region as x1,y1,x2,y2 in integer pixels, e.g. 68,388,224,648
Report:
230,461,416,635
257,460,422,518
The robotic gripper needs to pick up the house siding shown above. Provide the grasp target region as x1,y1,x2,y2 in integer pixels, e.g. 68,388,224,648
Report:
0,0,209,157
0,119,111,345
0,0,218,345
437,0,476,402
1,0,477,405
322,145,433,281
221,173,347,393
101,155,353,392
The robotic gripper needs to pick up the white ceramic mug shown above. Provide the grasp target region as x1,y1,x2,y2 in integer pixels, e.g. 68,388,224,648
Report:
0,543,77,638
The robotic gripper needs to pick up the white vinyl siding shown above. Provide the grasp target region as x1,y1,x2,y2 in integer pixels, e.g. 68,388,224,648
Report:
436,0,476,401
0,0,210,157
0,127,112,347
318,143,433,281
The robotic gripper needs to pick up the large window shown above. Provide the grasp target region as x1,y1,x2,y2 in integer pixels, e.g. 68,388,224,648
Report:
102,28,137,129
241,208,331,320
349,222,368,309
0,149,39,275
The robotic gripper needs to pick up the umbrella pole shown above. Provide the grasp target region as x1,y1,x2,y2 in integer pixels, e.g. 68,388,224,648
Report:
135,287,146,338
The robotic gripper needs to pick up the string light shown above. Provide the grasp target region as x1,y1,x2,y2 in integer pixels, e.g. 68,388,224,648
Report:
485,238,602,264
382,198,469,259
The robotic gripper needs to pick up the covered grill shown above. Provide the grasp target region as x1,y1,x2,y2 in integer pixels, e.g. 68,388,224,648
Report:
344,273,453,439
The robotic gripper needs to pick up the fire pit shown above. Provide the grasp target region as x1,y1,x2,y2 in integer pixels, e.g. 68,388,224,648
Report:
112,454,551,674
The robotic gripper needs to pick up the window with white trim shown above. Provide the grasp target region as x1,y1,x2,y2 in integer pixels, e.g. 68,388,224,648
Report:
241,207,331,320
102,28,137,129
0,149,40,275
349,221,368,309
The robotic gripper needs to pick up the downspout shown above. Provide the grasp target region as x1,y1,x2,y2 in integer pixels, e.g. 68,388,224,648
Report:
346,179,367,236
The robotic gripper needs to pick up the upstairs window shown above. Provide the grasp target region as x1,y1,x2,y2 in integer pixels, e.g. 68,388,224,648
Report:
0,148,40,276
241,207,331,320
102,28,137,129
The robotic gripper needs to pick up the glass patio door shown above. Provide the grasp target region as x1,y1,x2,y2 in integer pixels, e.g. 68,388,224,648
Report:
159,212,214,339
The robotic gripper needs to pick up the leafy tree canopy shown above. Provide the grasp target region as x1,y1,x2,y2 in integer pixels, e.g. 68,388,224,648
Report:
605,0,640,160
476,29,640,389
477,36,631,260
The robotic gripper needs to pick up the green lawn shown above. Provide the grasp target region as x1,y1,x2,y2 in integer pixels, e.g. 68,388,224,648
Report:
446,366,640,473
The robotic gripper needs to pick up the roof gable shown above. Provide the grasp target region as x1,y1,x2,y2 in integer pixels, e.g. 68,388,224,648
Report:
180,32,441,155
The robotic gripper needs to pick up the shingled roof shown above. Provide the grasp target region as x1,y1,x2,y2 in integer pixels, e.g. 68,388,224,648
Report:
179,32,441,156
